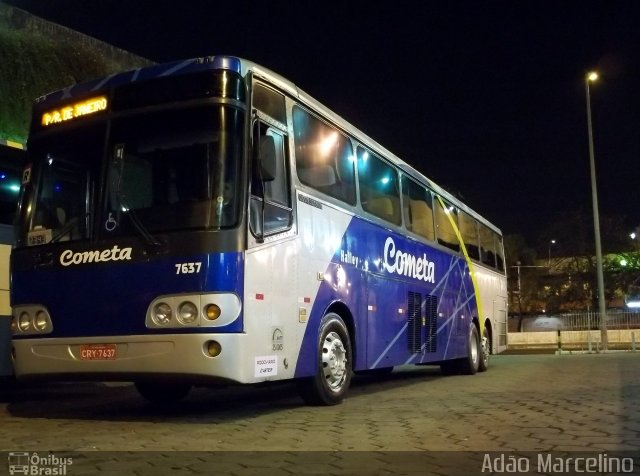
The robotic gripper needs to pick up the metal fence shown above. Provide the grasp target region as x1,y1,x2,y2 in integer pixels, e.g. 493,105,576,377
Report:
561,311,640,331
516,311,640,332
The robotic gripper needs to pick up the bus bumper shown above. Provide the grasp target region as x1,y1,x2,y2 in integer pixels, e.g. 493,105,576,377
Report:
11,333,262,384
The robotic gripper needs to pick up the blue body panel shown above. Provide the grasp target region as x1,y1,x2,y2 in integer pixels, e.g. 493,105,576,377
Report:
295,216,477,377
11,250,244,338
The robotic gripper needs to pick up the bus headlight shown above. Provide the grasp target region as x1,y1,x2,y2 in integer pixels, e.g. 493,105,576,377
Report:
12,305,54,335
152,302,172,326
34,310,51,331
146,293,241,329
178,301,198,325
18,312,31,332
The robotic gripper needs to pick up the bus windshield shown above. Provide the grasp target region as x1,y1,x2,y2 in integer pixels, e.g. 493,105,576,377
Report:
22,124,104,246
106,106,245,237
21,105,245,246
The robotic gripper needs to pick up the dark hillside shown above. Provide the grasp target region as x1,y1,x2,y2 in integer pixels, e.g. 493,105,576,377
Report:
0,2,151,143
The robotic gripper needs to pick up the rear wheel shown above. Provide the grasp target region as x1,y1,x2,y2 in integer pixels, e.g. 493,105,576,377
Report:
440,324,481,375
297,313,352,405
478,325,490,372
135,382,191,404
461,324,481,375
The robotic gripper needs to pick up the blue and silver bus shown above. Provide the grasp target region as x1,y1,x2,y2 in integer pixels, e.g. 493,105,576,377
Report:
11,56,507,404
0,140,24,380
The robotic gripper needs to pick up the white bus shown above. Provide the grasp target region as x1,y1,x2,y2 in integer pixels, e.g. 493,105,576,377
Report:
11,56,507,404
0,140,24,380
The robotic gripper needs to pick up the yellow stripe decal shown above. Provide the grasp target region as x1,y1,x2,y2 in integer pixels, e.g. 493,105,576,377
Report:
436,196,484,333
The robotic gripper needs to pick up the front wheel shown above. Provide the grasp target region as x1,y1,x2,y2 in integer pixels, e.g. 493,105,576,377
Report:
297,313,353,405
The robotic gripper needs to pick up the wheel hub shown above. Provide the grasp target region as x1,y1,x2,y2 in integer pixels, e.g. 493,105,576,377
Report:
321,331,347,390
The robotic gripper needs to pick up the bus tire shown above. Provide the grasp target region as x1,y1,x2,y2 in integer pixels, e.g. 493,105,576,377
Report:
440,324,481,375
460,324,481,375
135,382,191,404
297,313,352,406
478,326,490,372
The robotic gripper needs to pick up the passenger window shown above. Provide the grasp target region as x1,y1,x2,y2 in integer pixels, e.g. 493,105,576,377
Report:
253,83,286,125
459,211,480,260
495,233,505,272
357,147,401,225
401,175,434,241
434,197,459,252
479,224,496,268
293,106,356,205
250,124,292,236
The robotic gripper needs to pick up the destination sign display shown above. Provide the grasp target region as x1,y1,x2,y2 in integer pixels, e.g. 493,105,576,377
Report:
41,96,108,127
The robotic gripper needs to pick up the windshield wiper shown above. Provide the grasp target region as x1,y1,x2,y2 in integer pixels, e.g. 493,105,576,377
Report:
119,200,163,247
111,144,162,247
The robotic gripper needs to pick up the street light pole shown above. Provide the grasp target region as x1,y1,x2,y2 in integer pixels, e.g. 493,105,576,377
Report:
585,71,608,351
548,239,556,267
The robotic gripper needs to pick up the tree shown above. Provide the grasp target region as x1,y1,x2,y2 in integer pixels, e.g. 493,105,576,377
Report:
536,209,639,311
0,6,150,143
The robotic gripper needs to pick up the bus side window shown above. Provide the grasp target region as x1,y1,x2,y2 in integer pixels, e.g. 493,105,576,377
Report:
293,106,356,205
479,224,496,268
401,175,435,241
250,125,292,236
495,232,505,272
459,210,480,260
357,147,401,225
434,197,459,252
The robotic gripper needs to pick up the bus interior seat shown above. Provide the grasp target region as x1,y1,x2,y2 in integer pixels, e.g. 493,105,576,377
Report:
409,199,434,238
298,165,336,188
368,197,398,223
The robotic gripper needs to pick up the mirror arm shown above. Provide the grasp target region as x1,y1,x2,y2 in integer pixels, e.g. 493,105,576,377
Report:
253,118,265,244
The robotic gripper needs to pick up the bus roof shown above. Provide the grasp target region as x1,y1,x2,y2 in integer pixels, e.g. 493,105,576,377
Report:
33,55,502,235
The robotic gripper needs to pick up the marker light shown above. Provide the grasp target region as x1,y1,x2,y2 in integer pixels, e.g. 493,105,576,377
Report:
204,304,221,321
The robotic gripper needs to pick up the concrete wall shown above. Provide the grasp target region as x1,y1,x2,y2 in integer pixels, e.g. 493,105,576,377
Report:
508,329,640,350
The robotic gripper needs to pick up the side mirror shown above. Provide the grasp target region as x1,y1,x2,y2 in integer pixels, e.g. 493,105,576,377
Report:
259,135,277,182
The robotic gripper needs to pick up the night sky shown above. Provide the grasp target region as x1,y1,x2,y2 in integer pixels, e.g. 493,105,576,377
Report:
6,0,640,242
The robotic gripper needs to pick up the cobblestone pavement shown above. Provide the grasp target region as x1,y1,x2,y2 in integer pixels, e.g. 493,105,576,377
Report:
0,353,639,475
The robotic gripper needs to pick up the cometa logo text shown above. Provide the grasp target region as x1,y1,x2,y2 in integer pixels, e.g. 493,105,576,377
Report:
383,237,435,283
60,245,133,266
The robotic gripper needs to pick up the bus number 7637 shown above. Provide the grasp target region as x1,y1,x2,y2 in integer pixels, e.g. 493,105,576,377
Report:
175,262,202,275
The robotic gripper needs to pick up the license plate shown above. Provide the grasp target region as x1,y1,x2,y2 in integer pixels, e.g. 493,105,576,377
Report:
80,344,117,360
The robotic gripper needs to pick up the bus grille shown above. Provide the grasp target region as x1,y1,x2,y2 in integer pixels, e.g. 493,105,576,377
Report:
408,292,438,354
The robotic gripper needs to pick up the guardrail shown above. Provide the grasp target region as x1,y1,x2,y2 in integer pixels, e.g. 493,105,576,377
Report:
508,311,640,352
512,311,640,332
